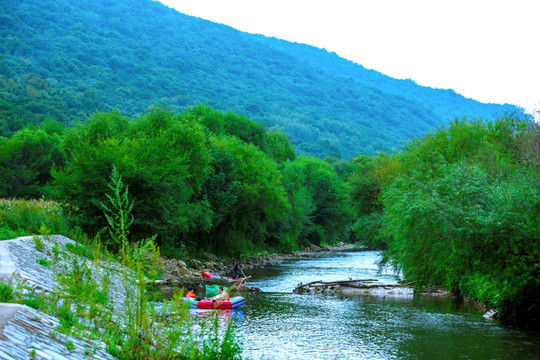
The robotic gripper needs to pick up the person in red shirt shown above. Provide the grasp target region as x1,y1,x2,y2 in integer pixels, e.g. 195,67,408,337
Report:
185,287,197,299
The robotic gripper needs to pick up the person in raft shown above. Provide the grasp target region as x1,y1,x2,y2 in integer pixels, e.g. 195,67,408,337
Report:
185,287,197,299
209,286,229,302
232,264,242,279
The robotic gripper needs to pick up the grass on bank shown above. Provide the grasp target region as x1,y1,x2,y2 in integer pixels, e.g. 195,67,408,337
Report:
0,168,243,359
0,198,69,240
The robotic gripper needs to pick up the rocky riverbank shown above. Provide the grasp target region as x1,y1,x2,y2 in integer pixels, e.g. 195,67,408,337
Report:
157,243,356,290
0,303,113,360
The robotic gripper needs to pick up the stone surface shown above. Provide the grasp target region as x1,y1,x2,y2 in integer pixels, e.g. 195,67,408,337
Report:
0,241,17,285
0,236,130,360
4,236,129,312
0,303,113,360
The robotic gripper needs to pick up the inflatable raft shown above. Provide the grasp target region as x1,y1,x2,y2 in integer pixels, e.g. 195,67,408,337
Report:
182,296,245,310
202,271,246,284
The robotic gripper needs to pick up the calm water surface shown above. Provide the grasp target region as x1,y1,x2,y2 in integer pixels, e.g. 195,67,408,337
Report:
224,251,540,360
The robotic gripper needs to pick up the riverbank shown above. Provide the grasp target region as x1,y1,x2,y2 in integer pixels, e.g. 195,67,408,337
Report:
0,235,242,359
158,243,357,290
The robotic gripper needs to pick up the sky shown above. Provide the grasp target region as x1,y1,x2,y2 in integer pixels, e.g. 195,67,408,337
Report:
158,0,539,111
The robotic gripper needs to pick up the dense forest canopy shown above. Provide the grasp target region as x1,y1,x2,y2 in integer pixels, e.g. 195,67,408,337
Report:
0,104,353,257
0,0,520,158
348,116,540,327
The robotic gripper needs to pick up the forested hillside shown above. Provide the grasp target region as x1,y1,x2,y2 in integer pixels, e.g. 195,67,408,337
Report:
1,0,520,158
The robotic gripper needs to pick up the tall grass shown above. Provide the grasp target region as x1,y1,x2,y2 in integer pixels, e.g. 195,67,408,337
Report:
0,199,69,240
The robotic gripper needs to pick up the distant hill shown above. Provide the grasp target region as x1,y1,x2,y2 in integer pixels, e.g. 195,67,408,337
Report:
0,0,521,158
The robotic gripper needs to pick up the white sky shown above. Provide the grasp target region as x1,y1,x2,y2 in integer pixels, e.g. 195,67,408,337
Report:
158,0,539,109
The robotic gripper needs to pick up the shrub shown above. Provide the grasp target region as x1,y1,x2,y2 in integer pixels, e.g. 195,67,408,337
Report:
0,282,14,302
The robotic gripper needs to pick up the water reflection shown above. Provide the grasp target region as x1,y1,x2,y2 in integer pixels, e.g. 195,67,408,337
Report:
236,251,540,360
190,308,245,323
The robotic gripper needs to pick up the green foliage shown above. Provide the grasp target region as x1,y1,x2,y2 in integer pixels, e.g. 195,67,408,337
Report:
264,131,296,163
33,235,44,251
1,99,350,260
65,242,94,261
351,212,385,249
100,165,134,250
223,111,266,149
0,281,14,302
44,104,349,257
200,317,242,360
201,135,290,254
346,153,401,248
0,122,65,199
0,199,69,237
65,340,75,352
36,257,51,267
373,116,540,325
281,156,353,246
348,155,381,217
0,0,520,159
0,224,23,240
50,107,212,247
20,293,48,311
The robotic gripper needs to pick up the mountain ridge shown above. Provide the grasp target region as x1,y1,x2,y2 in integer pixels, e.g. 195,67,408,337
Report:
0,0,521,158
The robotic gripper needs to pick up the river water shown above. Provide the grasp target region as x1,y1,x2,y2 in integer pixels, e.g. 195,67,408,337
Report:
223,250,540,360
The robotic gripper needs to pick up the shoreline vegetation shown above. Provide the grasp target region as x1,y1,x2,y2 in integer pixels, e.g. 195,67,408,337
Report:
0,236,243,359
0,103,538,346
0,231,355,359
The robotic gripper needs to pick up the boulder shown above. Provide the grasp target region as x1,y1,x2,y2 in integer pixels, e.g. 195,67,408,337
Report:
308,244,321,252
178,267,191,276
483,309,498,319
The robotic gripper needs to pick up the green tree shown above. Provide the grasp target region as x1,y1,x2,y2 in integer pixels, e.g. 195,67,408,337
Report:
0,121,65,198
49,107,212,249
379,116,540,325
282,156,352,246
207,135,290,254
264,130,296,163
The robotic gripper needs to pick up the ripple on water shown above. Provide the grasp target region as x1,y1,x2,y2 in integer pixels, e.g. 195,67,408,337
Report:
235,251,540,360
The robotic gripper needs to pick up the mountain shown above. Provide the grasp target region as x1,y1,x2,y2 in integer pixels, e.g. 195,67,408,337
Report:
0,0,521,158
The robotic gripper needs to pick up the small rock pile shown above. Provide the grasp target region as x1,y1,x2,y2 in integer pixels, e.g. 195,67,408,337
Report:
156,243,357,295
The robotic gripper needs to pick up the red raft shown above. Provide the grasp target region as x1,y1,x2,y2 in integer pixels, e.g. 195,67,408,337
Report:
182,296,245,310
202,271,247,284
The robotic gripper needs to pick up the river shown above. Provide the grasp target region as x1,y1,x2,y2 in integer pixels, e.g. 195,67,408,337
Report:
223,250,540,360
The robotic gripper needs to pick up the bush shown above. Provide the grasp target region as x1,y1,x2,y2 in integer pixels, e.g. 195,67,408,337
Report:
378,117,540,326
0,282,14,302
